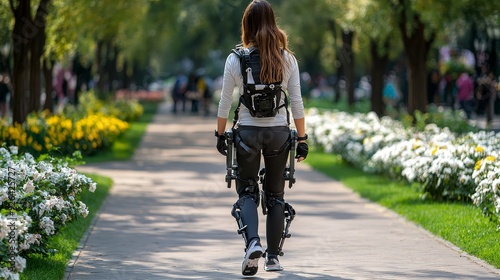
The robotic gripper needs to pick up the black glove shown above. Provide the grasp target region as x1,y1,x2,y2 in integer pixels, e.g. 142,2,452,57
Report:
295,142,308,160
215,132,227,156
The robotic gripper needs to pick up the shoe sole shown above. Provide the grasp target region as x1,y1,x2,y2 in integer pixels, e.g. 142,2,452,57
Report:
242,249,263,276
265,265,284,272
265,259,284,272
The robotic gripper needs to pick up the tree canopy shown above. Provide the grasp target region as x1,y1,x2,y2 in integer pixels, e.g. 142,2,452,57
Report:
1,0,500,123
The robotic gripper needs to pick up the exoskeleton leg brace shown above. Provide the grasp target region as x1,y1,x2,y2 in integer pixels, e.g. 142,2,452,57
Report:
259,167,296,257
260,188,296,257
277,201,295,256
231,178,260,249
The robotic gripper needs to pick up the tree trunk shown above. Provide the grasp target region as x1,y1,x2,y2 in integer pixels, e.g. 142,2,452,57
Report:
407,54,428,115
42,59,54,112
29,33,42,113
341,30,355,108
370,39,389,117
103,40,112,95
107,45,119,92
72,53,87,106
329,20,342,104
122,60,130,89
11,0,32,124
28,0,50,114
10,0,51,123
398,4,435,116
132,60,144,89
95,39,106,96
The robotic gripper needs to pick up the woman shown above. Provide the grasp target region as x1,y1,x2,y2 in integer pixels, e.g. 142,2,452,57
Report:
215,0,308,276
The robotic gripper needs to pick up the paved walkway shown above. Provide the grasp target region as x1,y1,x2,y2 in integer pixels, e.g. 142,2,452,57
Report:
66,102,500,280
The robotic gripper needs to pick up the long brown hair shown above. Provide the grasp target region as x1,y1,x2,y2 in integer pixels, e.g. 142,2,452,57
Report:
241,0,292,84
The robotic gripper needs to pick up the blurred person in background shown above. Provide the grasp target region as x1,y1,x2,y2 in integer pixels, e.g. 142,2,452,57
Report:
171,73,187,114
0,74,10,118
456,71,474,119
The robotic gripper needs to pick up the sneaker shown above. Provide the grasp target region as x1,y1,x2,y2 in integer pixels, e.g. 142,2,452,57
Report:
264,255,283,272
241,239,263,276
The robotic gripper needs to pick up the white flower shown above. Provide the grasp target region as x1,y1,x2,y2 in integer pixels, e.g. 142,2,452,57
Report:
32,171,43,182
9,146,18,155
22,180,35,193
35,202,47,217
0,147,11,160
44,196,66,212
89,182,97,193
0,215,9,240
23,153,35,164
13,256,26,272
0,187,9,205
60,213,68,224
39,217,55,235
19,233,41,250
0,268,19,280
78,201,89,218
492,179,500,193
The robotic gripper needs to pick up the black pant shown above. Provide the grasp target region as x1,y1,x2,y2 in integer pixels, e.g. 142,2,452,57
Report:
172,95,186,113
459,99,474,119
234,126,290,255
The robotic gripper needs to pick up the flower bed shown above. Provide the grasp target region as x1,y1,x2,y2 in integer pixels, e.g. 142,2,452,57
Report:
0,112,128,156
306,108,500,223
0,91,143,156
0,147,96,279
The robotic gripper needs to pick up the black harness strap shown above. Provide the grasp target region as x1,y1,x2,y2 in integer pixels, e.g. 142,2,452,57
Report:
230,46,290,129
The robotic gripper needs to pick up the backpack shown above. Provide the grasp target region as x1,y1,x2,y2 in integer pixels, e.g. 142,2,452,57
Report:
231,45,289,125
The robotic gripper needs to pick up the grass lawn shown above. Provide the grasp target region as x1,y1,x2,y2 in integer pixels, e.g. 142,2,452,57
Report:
20,174,112,280
306,150,500,269
83,101,160,163
304,97,371,113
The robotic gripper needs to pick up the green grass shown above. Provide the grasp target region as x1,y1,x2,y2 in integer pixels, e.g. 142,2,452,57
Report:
304,97,371,113
306,150,500,269
83,101,160,163
20,174,112,280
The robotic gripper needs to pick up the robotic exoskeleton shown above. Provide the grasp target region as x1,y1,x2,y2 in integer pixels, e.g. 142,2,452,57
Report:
226,129,297,256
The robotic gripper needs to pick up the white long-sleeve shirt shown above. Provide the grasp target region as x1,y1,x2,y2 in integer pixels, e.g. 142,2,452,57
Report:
217,49,305,127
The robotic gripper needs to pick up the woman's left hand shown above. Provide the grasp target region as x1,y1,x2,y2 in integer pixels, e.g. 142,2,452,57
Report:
295,142,308,162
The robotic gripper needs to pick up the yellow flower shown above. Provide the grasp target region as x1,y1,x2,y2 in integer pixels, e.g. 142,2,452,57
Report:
34,143,42,151
486,156,496,162
475,146,484,153
475,160,482,170
30,126,40,134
